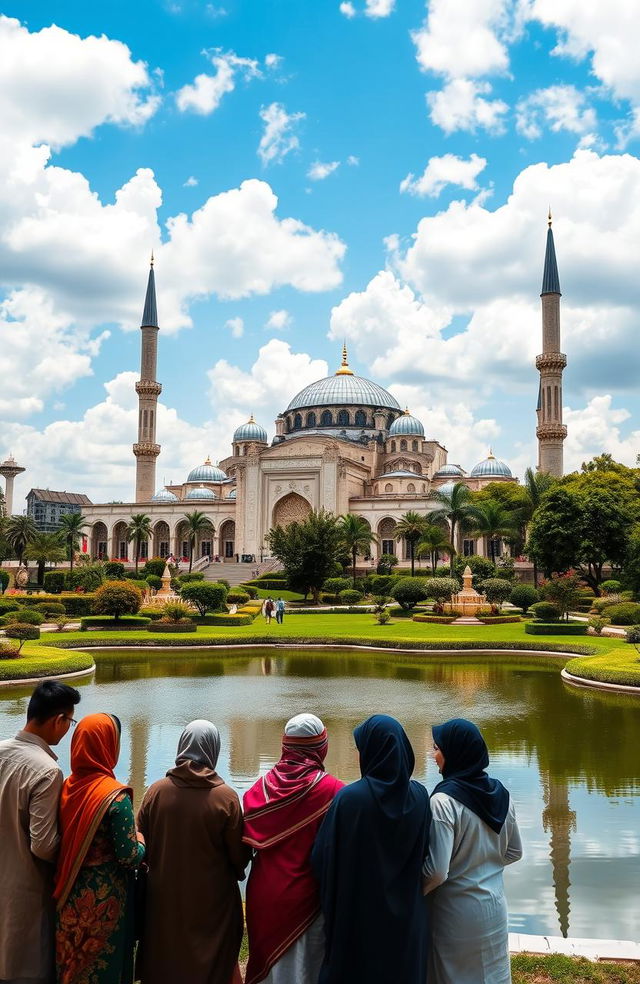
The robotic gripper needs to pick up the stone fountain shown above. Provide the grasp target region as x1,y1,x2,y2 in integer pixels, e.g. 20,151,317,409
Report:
444,565,487,617
146,562,180,606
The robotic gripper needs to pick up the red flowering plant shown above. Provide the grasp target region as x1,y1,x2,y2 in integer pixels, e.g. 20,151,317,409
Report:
539,570,582,622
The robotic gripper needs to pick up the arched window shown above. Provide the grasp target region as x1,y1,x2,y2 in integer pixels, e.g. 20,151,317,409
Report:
400,439,407,451
385,483,393,493
293,413,302,429
391,441,396,452
337,410,349,426
407,483,416,493
355,410,366,427
412,439,418,451
307,411,316,428
321,410,333,426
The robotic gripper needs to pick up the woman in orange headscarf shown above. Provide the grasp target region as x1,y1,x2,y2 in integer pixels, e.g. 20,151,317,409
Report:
54,713,145,984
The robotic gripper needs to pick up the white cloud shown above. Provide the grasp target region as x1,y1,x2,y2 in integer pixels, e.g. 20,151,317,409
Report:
183,175,198,187
258,103,305,165
400,153,487,197
339,2,356,17
347,155,360,166
265,53,283,69
265,309,292,331
176,49,260,115
427,78,508,134
516,85,597,140
365,0,395,17
224,316,244,338
564,395,640,471
308,160,341,180
412,0,511,79
205,5,228,18
0,15,159,150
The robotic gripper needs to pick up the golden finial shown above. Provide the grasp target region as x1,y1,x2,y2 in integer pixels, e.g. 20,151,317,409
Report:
335,341,354,376
248,414,255,423
150,250,154,267
404,407,410,415
488,447,495,459
548,207,552,228
204,455,212,465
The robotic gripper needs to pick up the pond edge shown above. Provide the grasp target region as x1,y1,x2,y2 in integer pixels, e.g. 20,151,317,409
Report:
0,664,96,688
561,667,640,696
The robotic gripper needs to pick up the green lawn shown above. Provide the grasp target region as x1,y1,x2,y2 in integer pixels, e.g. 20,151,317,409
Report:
512,953,640,982
0,645,94,682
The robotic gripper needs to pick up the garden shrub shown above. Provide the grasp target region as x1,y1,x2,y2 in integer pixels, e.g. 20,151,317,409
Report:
247,577,288,590
323,577,351,595
423,577,460,608
226,590,250,605
412,614,456,624
174,572,205,585
217,579,231,590
376,554,398,575
0,639,20,659
0,609,45,626
161,601,193,622
66,564,105,592
0,571,9,594
479,578,513,609
59,594,95,616
525,621,588,636
5,623,40,648
539,571,582,620
179,581,228,616
80,615,151,630
104,562,126,579
592,596,622,613
196,613,252,626
43,571,65,594
54,616,72,632
588,616,608,635
139,607,164,621
148,621,197,633
145,575,162,590
0,600,21,614
604,602,640,626
141,559,167,579
376,610,391,625
369,575,398,596
92,581,142,619
624,625,640,645
391,578,428,610
476,615,522,624
530,601,561,622
127,579,150,594
239,584,259,599
454,555,496,587
509,584,539,613
338,589,363,604
601,579,622,595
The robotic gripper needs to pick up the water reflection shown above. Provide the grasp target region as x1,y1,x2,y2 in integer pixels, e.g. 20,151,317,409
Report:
1,649,639,940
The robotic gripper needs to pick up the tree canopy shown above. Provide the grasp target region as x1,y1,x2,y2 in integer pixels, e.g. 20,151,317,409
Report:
267,509,344,603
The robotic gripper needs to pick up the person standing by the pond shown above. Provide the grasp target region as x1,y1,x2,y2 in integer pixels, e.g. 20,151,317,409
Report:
243,713,344,984
54,712,145,984
136,720,248,984
0,680,80,984
312,714,431,984
275,597,286,624
423,718,522,984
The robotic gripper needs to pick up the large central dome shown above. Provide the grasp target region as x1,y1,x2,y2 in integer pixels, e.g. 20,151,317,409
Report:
286,348,400,412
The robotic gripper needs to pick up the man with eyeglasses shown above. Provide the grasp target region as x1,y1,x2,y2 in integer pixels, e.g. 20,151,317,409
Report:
0,679,81,984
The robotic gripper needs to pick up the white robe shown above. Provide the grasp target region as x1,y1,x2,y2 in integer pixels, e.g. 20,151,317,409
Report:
423,793,522,984
260,915,325,984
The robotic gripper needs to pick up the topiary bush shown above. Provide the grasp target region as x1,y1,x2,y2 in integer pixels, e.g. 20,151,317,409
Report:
479,578,513,609
195,613,253,626
145,575,162,591
148,621,197,633
0,608,45,626
0,571,9,594
338,589,363,604
604,602,640,626
226,589,250,605
525,621,588,636
423,577,460,610
530,601,561,622
509,584,539,613
391,578,428,610
323,577,352,595
588,616,608,635
454,555,496,587
58,594,95,616
92,581,143,620
43,571,65,594
601,579,622,595
5,624,40,649
0,600,22,614
161,601,194,622
80,615,151,631
376,554,398,575
179,581,228,616
624,625,640,645
104,562,126,579
369,575,398,596
141,559,167,579
0,639,20,659
239,584,259,599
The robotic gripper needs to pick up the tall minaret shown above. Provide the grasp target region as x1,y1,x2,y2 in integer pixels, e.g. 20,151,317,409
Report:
133,256,162,502
536,212,567,476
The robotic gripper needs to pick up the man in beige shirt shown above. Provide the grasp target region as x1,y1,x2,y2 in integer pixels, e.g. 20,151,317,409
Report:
0,679,81,984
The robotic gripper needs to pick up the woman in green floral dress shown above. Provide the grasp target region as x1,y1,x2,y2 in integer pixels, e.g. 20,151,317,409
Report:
54,713,145,984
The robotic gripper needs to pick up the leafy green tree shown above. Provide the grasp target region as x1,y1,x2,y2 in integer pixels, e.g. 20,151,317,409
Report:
394,512,427,577
338,514,378,588
183,510,215,573
624,524,640,599
376,553,398,575
509,584,539,613
58,512,89,574
471,500,520,564
4,515,37,567
92,580,142,620
24,532,66,587
453,554,496,588
390,577,428,610
424,577,460,611
127,513,153,575
479,578,513,610
416,522,455,574
179,581,227,615
430,483,484,574
539,572,582,621
267,509,343,604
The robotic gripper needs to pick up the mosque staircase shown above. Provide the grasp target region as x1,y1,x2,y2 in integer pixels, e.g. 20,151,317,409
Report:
202,559,282,587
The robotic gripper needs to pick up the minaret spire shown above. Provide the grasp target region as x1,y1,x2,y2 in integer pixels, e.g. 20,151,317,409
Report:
133,256,162,501
536,214,567,476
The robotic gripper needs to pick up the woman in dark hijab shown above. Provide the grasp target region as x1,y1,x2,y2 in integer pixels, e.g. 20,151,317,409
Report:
311,714,431,984
423,718,522,984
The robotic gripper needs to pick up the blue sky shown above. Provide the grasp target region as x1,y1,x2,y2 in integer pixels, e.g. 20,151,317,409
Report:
3,0,640,503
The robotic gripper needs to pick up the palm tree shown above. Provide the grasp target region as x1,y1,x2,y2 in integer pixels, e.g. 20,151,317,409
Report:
58,512,89,574
4,515,37,567
416,521,456,574
183,510,214,572
24,531,67,586
394,511,427,577
127,513,153,574
470,500,520,564
338,514,378,587
429,483,484,574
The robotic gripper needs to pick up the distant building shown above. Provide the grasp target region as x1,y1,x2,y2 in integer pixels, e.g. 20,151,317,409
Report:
26,489,93,533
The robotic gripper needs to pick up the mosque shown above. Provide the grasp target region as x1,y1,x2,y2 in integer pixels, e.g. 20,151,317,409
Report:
18,219,568,566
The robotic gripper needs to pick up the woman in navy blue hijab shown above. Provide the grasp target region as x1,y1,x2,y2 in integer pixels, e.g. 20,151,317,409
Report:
311,714,431,984
423,718,522,984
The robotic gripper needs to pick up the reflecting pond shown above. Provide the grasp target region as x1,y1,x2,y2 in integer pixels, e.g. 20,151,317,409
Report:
1,648,639,941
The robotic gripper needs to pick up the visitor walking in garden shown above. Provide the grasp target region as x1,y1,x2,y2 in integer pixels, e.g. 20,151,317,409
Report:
0,681,80,984
312,714,431,984
243,713,344,984
136,720,248,984
423,718,522,984
275,597,286,624
54,712,145,984
262,597,275,623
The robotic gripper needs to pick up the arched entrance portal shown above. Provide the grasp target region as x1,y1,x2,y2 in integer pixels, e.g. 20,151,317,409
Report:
272,493,311,527
153,521,170,559
91,522,108,560
112,522,129,562
377,517,397,559
219,520,235,560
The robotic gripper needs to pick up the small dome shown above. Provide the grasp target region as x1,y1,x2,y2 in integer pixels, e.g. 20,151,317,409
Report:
433,463,464,478
470,451,512,479
187,457,227,483
433,480,457,497
151,488,178,502
227,489,237,499
184,486,217,500
234,415,267,443
388,410,424,438
378,470,421,479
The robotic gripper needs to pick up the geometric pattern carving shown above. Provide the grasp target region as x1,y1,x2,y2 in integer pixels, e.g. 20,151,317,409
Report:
272,492,311,527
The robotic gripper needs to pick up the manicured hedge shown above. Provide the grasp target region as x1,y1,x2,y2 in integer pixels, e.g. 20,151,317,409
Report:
476,615,522,624
139,608,165,621
43,571,66,594
525,621,588,635
80,616,151,631
0,609,45,626
603,602,640,626
194,613,253,626
146,622,197,633
412,614,456,624
286,607,372,615
8,594,96,616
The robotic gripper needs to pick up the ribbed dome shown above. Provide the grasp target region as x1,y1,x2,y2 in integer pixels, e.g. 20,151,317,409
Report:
227,489,237,499
151,488,178,502
378,470,421,479
433,464,464,478
433,480,457,497
388,410,424,438
234,415,267,443
187,458,227,483
184,486,217,500
287,374,400,412
470,451,512,478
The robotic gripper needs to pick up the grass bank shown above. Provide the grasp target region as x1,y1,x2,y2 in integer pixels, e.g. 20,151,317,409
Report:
0,646,94,683
511,953,640,982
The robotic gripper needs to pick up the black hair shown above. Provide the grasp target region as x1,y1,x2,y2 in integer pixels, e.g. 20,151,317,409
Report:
27,680,81,723
111,714,122,735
